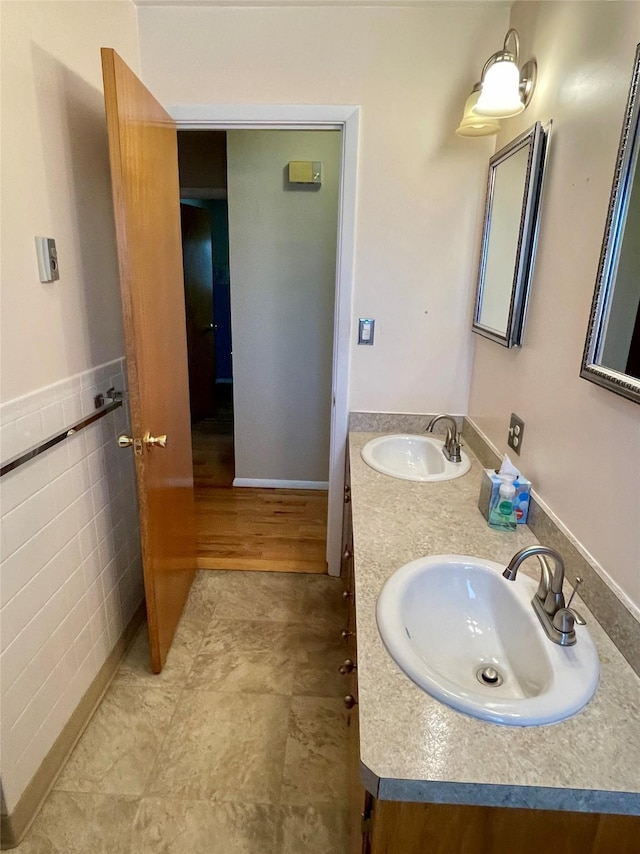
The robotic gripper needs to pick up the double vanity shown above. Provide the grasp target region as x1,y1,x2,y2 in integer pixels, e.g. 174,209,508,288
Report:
343,426,640,853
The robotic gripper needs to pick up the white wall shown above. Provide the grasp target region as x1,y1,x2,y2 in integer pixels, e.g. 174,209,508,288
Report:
137,2,510,416
468,0,640,612
0,0,142,813
227,130,340,484
0,363,143,815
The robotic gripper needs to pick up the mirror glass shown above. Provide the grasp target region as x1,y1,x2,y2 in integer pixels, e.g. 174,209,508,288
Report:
473,121,548,348
581,44,640,404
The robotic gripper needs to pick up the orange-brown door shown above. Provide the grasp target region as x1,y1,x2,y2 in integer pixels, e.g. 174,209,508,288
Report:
101,48,196,673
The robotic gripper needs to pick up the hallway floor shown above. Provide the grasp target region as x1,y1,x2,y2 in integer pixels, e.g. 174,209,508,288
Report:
192,417,329,574
13,571,350,853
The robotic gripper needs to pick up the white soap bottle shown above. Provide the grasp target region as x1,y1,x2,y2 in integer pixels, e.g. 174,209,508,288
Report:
488,475,517,531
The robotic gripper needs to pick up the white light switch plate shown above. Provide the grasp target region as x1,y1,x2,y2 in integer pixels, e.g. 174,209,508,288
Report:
358,318,375,345
35,236,60,282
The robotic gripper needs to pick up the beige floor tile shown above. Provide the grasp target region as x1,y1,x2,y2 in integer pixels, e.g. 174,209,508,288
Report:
182,570,222,626
114,620,205,689
276,805,349,854
148,690,290,803
132,798,278,854
280,697,349,806
206,570,337,624
187,619,297,694
14,570,353,851
290,623,348,699
54,684,181,796
301,575,350,629
12,792,138,854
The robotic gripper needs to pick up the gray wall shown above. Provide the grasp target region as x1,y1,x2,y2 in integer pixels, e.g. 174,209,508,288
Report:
226,130,341,484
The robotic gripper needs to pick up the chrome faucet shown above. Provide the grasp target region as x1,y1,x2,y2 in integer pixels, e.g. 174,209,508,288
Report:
503,546,577,646
425,414,462,463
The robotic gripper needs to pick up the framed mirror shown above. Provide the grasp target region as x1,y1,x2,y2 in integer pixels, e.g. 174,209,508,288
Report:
472,121,549,348
581,44,640,405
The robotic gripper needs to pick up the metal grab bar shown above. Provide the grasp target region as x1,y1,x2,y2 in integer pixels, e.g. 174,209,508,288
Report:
0,394,124,479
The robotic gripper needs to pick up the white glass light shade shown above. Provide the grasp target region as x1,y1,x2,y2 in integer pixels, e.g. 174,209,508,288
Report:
474,59,525,118
455,90,501,138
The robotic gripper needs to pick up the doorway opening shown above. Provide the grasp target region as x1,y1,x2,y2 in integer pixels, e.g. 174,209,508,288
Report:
180,191,235,489
177,128,342,574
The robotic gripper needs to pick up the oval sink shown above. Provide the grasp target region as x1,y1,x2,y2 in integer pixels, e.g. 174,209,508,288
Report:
361,434,471,482
376,555,600,726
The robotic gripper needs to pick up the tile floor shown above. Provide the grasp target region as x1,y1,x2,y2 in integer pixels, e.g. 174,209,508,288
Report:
13,570,351,853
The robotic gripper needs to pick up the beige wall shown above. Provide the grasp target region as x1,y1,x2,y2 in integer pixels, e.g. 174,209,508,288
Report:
227,130,340,485
0,0,140,402
469,1,640,611
137,2,510,416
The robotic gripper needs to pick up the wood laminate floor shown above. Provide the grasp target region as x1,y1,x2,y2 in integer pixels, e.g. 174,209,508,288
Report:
192,419,328,574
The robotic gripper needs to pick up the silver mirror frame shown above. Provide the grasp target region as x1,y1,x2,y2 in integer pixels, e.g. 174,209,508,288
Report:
472,121,549,348
580,44,640,405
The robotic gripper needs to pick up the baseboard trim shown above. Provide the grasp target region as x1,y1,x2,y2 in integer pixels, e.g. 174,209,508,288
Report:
0,602,146,850
232,478,329,490
196,556,328,573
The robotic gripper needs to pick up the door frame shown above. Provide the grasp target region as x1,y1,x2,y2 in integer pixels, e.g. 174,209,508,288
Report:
171,104,359,577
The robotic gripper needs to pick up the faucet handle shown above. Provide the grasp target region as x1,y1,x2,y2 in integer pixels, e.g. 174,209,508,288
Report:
566,577,587,626
566,577,583,610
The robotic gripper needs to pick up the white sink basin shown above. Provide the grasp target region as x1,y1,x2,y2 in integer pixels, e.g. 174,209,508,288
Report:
376,555,600,726
361,434,470,482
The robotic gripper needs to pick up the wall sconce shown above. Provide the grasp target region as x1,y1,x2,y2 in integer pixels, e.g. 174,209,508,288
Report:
456,83,501,137
474,29,537,118
456,29,537,136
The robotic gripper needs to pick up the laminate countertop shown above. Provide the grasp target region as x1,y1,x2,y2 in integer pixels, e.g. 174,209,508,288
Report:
348,431,640,815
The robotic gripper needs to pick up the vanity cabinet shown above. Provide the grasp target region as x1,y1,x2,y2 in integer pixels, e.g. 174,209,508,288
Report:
343,447,640,854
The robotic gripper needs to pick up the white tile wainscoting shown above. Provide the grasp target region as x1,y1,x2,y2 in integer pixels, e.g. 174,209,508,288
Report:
0,358,143,814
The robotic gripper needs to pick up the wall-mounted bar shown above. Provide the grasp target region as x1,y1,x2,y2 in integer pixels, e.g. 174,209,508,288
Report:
1,395,123,479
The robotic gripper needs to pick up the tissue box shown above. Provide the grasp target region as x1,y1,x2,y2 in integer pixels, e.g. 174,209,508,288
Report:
478,469,531,525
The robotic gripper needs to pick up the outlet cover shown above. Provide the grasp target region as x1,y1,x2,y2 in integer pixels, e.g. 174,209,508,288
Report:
508,413,525,455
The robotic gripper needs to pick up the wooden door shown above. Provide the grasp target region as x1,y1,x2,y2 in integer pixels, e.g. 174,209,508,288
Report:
101,48,196,673
180,203,217,422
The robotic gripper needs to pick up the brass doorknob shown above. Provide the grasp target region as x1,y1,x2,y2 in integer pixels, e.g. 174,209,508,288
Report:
143,432,167,449
118,434,143,455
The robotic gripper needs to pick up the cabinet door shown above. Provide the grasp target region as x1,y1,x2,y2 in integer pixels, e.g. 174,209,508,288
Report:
348,683,367,854
368,798,640,854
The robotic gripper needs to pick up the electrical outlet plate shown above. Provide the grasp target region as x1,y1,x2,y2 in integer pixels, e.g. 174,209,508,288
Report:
508,413,525,455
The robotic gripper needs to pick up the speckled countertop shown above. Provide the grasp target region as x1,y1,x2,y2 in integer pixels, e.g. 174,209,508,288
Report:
349,432,640,815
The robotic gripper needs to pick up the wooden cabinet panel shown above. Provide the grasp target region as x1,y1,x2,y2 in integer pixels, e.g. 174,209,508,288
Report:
369,798,640,854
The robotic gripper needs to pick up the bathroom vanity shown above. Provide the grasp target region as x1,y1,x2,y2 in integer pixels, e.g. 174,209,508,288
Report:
343,430,640,854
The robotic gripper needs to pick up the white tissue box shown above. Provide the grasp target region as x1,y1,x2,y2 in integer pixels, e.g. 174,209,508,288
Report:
478,469,531,525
